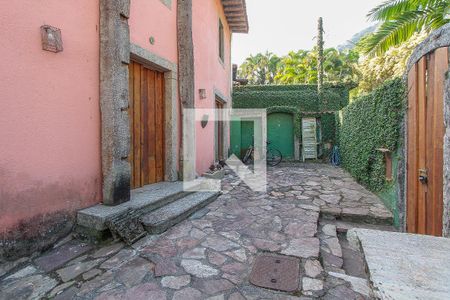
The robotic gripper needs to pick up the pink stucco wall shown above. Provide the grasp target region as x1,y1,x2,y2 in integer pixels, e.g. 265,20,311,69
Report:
0,1,101,234
0,0,236,240
193,0,232,174
129,0,178,64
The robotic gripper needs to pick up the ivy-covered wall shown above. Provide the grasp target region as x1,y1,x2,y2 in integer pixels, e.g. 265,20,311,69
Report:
339,78,405,225
233,84,351,112
231,84,351,159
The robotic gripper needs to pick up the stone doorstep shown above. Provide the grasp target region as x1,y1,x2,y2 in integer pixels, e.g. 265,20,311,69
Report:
77,182,188,233
141,191,220,234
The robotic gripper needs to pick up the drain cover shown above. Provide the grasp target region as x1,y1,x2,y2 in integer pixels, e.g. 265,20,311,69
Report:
249,253,300,292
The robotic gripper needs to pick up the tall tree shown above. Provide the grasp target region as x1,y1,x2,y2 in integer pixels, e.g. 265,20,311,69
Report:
361,0,449,55
238,51,280,85
317,17,325,98
273,49,359,85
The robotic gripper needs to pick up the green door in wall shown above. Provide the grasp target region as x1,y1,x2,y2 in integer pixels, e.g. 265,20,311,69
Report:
240,121,254,158
268,113,294,159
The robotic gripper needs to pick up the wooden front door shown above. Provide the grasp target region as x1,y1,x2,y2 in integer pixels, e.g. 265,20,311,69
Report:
407,47,448,236
129,61,165,189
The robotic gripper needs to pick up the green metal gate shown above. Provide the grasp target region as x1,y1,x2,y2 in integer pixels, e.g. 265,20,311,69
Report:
267,113,294,159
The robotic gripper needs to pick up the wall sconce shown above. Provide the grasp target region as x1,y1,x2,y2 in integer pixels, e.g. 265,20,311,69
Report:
149,36,155,45
199,89,207,99
201,114,209,128
40,25,63,53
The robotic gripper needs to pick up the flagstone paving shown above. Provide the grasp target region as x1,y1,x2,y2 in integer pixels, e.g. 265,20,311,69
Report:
0,163,393,299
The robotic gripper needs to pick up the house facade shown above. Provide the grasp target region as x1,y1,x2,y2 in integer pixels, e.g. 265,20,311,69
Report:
0,0,248,259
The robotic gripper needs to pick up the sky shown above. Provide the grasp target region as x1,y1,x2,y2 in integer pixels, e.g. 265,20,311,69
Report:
231,0,383,65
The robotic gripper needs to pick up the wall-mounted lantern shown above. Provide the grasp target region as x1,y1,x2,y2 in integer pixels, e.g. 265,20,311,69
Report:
149,36,155,45
40,25,63,53
199,89,207,99
201,114,209,128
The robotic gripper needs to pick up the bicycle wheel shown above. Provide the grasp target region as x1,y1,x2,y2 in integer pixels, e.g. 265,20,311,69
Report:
242,148,253,165
266,148,282,166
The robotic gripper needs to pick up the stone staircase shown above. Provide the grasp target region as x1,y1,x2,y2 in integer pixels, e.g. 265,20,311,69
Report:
76,182,219,244
318,221,374,299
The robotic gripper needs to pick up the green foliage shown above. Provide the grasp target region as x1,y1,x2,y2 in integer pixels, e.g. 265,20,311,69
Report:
233,84,350,112
339,78,405,191
361,0,449,55
354,31,426,95
238,51,281,85
238,48,360,86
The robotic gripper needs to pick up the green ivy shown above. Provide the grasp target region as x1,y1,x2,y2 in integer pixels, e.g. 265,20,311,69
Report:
339,78,405,191
233,84,351,112
232,84,351,147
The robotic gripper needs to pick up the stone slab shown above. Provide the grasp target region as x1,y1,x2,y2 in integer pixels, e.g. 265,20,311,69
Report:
77,181,187,231
34,241,93,272
141,192,219,234
348,229,450,299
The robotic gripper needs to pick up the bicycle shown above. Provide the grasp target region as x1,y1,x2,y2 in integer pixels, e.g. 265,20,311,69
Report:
242,141,283,167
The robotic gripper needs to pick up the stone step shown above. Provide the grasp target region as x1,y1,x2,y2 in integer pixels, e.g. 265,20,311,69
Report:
320,219,397,234
320,207,394,225
141,191,219,234
319,224,344,273
77,182,190,238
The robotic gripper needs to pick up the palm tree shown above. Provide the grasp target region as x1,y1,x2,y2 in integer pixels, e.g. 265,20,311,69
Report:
238,52,280,85
361,0,449,55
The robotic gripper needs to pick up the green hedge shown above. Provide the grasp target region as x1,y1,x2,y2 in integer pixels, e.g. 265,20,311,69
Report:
233,84,351,112
339,78,405,191
232,84,350,149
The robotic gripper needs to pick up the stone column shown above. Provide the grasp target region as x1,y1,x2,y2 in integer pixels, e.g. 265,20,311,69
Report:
177,0,196,181
100,0,131,205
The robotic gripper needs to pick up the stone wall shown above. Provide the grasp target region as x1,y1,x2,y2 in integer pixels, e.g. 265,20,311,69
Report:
443,62,450,237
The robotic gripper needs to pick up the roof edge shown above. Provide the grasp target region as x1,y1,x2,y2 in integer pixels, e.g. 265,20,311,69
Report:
221,0,249,33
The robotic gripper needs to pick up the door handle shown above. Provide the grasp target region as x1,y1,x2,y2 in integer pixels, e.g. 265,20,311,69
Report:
419,168,428,184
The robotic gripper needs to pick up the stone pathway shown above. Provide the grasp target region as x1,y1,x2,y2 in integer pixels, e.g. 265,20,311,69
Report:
0,163,393,299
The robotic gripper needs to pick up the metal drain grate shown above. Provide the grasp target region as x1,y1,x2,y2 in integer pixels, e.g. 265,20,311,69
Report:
249,253,300,292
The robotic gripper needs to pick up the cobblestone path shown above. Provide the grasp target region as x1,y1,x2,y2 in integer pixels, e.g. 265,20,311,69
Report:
0,163,393,299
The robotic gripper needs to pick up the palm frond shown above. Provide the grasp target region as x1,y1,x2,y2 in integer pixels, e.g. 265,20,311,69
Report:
362,10,428,55
368,0,420,21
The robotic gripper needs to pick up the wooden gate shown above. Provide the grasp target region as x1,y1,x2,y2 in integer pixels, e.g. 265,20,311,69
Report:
128,61,165,189
407,47,448,236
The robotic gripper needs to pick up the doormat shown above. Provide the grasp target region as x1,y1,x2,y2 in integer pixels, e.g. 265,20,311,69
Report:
249,253,300,292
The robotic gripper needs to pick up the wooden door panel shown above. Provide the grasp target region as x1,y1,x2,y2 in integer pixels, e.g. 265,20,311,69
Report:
155,72,165,182
133,62,142,188
129,62,135,187
417,57,427,234
407,63,418,233
427,47,447,236
147,69,157,184
407,47,448,236
129,62,165,189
